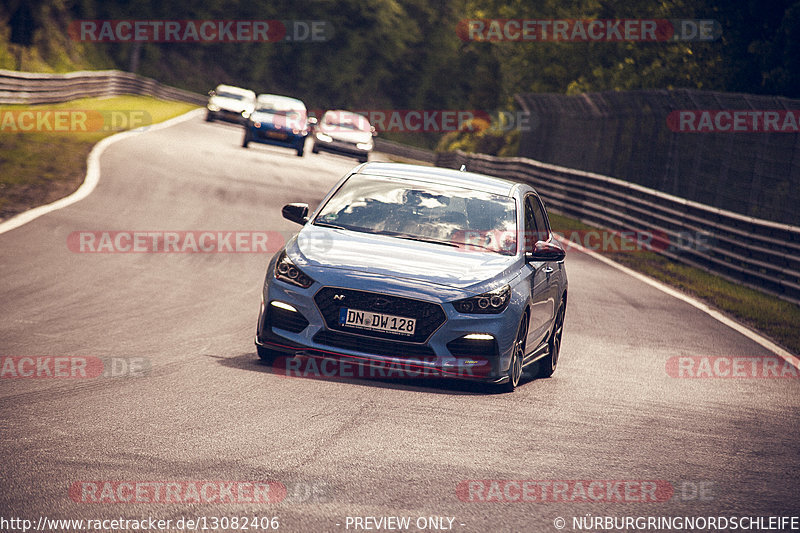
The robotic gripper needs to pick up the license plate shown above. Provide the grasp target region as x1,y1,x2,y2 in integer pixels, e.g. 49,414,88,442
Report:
339,308,416,336
266,131,288,140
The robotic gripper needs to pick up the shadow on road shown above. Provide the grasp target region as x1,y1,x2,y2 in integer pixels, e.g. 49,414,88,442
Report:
210,352,531,396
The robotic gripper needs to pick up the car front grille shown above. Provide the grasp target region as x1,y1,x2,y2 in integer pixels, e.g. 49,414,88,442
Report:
330,140,357,147
255,129,290,140
312,330,436,358
314,287,446,343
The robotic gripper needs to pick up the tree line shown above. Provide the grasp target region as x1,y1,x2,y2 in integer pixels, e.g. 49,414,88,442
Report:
3,0,798,117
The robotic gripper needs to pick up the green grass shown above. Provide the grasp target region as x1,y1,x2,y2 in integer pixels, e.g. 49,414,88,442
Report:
0,96,197,219
548,213,800,356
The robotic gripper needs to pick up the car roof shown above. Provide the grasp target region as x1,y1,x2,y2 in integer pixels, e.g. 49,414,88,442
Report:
355,162,518,196
215,85,254,96
255,94,306,109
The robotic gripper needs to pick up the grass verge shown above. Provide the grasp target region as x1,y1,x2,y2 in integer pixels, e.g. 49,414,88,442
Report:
0,96,198,220
548,212,800,356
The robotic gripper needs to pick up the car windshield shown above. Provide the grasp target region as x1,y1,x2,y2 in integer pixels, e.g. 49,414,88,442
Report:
314,174,517,255
256,98,303,112
257,107,304,117
323,113,370,131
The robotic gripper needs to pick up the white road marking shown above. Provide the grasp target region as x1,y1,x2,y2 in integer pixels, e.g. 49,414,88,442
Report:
2,109,794,367
0,108,203,235
556,235,800,366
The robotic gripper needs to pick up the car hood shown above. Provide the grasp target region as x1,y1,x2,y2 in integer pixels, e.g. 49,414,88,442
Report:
319,127,372,144
210,96,252,113
288,225,519,292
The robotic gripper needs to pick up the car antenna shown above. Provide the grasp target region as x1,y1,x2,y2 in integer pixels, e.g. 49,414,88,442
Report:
459,164,467,172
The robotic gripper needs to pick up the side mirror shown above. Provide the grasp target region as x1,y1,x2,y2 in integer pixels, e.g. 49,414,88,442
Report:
307,117,318,126
207,90,215,97
282,203,309,225
371,126,377,137
526,240,565,262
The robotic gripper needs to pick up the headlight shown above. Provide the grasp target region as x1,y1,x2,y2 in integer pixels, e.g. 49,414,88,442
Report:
274,251,314,288
207,103,220,112
453,285,510,314
356,141,373,150
316,132,333,142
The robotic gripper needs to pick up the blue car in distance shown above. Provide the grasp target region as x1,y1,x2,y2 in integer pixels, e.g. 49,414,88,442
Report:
255,162,568,392
243,94,310,156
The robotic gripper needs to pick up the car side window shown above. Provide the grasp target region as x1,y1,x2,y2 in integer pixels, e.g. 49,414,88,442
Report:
532,196,550,242
524,195,538,251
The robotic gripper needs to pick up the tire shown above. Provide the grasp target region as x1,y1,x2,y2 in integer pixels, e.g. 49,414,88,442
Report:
205,111,214,122
500,315,528,392
312,145,319,154
535,300,565,378
296,147,304,157
358,157,368,164
256,344,279,364
242,131,250,148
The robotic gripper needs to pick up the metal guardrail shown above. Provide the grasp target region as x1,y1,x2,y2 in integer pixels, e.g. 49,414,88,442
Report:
437,150,800,306
373,138,436,164
0,69,206,105
3,68,796,304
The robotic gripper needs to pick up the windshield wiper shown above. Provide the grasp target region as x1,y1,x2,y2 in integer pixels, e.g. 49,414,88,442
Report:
393,234,459,248
314,221,348,230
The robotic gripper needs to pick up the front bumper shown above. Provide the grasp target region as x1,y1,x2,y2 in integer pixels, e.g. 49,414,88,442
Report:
248,126,306,149
313,138,371,159
208,108,247,123
255,277,522,384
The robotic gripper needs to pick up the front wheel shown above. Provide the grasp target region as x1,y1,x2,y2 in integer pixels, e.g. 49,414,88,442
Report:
500,315,527,392
296,147,304,157
242,131,250,148
535,301,565,378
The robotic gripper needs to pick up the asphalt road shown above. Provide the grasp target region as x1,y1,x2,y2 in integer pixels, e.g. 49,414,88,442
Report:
1,115,798,533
